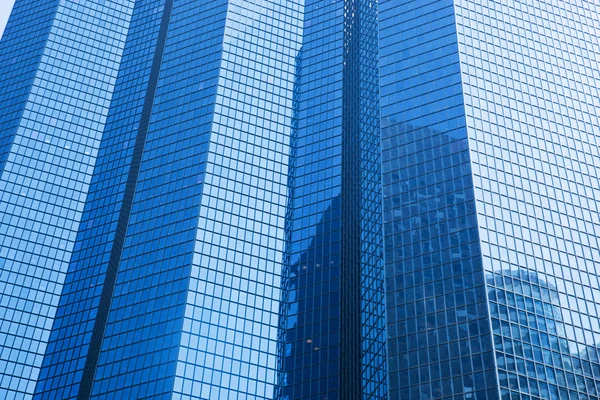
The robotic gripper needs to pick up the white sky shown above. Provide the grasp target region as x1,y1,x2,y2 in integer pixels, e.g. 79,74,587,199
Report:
0,0,16,40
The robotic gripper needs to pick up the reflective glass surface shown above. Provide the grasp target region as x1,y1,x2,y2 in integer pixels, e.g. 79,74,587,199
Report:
276,0,385,399
380,0,497,398
35,0,302,399
456,1,600,398
276,0,345,397
358,0,388,397
34,0,174,398
5,0,599,399
0,1,134,399
88,1,228,397
173,1,302,399
382,1,600,399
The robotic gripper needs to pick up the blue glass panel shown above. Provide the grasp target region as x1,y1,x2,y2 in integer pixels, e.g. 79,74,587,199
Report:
172,1,303,399
379,0,497,398
0,1,134,398
455,1,600,398
276,0,386,399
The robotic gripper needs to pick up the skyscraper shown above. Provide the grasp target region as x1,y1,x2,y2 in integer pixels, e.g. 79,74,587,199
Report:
0,1,134,398
33,0,387,396
1,0,600,399
381,0,600,399
33,0,304,399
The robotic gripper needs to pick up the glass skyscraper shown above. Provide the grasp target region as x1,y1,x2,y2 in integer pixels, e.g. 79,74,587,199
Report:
0,1,134,398
0,0,599,399
381,0,600,399
33,1,303,399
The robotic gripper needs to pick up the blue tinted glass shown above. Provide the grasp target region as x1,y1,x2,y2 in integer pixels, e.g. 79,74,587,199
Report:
379,0,497,398
381,1,600,400
0,1,134,398
34,0,303,399
455,1,600,399
276,0,386,399
1,1,597,399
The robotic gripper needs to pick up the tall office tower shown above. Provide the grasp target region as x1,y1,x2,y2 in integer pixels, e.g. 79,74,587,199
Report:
381,0,600,399
33,0,303,399
275,0,386,399
0,1,134,399
7,0,599,399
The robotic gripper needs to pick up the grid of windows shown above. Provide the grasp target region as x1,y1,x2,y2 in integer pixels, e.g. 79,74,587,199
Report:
0,1,134,399
357,0,387,397
276,0,345,397
34,0,171,398
173,1,302,399
88,1,229,398
36,0,303,398
0,0,59,175
455,0,600,398
276,0,386,398
379,0,498,398
6,1,599,399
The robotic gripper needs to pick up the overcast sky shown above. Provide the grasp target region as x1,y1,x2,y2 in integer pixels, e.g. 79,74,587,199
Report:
0,0,15,40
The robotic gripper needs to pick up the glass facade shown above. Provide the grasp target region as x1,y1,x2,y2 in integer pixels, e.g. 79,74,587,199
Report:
173,1,302,399
456,1,600,398
275,0,385,398
276,0,346,397
381,0,600,399
34,0,303,399
34,0,186,397
0,1,134,399
380,1,497,398
0,0,599,399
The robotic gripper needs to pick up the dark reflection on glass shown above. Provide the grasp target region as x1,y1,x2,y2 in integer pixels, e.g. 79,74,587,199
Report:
379,1,499,398
278,195,343,400
276,0,385,398
381,119,498,400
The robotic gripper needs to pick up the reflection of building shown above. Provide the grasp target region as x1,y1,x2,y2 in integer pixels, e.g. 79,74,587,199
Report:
276,0,386,398
488,269,600,398
381,115,497,399
277,196,344,399
1,0,599,399
381,1,600,399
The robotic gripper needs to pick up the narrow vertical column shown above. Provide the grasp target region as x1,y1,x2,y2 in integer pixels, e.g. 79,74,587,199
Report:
341,0,363,397
358,0,387,397
277,0,385,399
276,0,345,397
